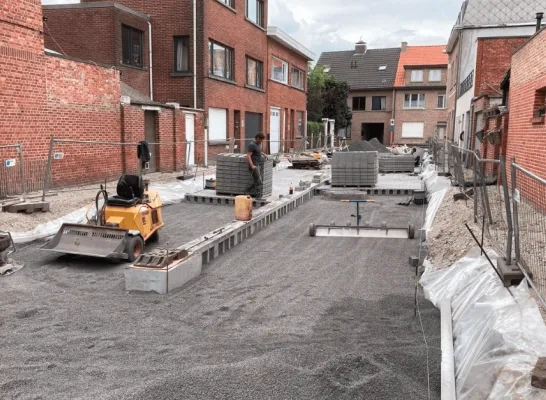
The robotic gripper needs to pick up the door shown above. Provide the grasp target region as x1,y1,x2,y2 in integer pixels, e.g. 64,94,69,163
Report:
245,112,262,148
185,114,195,166
437,125,446,140
144,111,157,172
270,107,281,154
234,110,241,153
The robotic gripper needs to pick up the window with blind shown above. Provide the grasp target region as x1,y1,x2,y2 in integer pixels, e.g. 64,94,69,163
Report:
174,36,190,73
209,40,234,81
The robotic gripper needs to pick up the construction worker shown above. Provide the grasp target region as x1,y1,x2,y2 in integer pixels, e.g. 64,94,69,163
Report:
246,132,268,198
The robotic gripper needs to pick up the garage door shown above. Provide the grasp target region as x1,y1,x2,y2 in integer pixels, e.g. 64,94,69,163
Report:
245,112,262,147
209,108,227,142
401,122,424,138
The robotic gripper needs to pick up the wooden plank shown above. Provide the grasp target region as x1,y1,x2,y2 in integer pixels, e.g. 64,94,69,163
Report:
2,201,50,214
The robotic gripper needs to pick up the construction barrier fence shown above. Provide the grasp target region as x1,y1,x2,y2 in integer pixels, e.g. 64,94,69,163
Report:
0,144,46,198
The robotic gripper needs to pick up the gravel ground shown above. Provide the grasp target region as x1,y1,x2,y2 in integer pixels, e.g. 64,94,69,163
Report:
0,168,216,232
1,197,440,400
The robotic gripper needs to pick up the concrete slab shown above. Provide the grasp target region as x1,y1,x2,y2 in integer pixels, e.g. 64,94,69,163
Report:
185,190,271,208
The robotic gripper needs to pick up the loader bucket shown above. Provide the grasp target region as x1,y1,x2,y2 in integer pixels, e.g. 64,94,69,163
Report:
41,223,129,259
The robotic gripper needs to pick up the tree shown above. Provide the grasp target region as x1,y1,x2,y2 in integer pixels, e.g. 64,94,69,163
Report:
306,64,352,130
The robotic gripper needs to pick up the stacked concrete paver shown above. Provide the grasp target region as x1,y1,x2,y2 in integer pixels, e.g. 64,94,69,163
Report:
332,151,378,187
378,154,415,173
215,153,273,197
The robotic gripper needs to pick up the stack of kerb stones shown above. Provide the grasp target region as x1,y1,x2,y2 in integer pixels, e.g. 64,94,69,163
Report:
331,151,379,187
215,153,273,197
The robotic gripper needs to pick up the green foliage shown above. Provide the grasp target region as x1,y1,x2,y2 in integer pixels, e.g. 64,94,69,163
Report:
307,121,324,137
307,64,352,130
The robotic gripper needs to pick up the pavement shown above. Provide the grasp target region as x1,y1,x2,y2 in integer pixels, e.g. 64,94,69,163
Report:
0,197,440,400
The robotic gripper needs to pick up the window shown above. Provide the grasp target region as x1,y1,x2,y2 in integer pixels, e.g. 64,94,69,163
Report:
209,107,227,141
271,57,288,84
246,56,263,89
410,70,424,82
429,69,442,82
122,25,143,67
352,97,366,111
174,36,190,73
372,96,386,111
209,40,234,81
402,122,425,138
404,94,426,109
291,67,304,90
246,0,264,27
218,0,234,7
378,65,387,71
437,94,446,109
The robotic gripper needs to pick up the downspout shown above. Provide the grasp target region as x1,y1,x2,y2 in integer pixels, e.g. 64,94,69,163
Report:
391,88,396,146
148,21,153,101
193,0,197,109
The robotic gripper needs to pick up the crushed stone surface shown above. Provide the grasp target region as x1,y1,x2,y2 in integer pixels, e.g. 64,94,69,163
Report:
348,141,377,152
0,168,216,232
1,198,440,400
427,187,492,269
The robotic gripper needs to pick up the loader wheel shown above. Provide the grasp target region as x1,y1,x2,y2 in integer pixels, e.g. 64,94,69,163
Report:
408,224,415,240
126,235,144,263
309,223,317,237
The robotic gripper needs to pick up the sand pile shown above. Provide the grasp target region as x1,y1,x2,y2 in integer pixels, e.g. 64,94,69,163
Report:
368,138,390,154
348,141,376,152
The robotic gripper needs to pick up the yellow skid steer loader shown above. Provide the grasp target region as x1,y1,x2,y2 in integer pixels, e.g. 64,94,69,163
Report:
42,141,164,262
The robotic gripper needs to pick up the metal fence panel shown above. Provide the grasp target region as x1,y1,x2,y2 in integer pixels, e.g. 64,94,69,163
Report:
511,160,546,296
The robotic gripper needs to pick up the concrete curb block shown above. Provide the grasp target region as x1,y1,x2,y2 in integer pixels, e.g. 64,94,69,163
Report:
440,299,456,400
125,178,327,294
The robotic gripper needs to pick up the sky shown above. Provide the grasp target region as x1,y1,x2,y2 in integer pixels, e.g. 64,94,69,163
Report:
42,0,463,59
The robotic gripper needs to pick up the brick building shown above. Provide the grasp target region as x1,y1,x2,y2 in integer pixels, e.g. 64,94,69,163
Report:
43,1,314,159
505,26,546,181
445,0,543,148
317,41,447,146
393,44,448,145
0,0,204,196
316,41,401,144
470,37,529,159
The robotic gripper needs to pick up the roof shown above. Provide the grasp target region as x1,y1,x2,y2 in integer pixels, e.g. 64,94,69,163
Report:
43,1,151,21
394,45,448,87
316,47,401,90
267,26,315,61
447,0,546,52
121,82,163,107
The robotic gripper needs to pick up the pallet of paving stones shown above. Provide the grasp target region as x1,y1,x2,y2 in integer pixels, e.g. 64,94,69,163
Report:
215,153,273,196
378,154,415,173
331,151,379,187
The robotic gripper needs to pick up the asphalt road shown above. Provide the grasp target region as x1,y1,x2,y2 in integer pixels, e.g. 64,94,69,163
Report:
1,197,440,400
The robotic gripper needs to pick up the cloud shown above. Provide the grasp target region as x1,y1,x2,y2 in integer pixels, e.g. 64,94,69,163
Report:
269,0,462,60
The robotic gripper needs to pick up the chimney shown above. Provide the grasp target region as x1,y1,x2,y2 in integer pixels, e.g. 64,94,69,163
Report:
355,40,367,55
536,12,544,32
401,42,408,52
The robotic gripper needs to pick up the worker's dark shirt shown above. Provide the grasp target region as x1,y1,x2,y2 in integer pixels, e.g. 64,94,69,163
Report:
247,141,263,168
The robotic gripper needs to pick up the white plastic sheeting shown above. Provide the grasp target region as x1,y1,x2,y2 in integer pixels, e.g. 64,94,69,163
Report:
421,188,447,241
421,250,546,399
419,164,450,199
10,177,214,244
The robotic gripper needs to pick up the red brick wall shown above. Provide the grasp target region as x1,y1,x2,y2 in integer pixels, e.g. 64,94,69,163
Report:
475,37,529,98
82,0,203,108
393,89,448,145
203,0,268,157
43,5,151,97
348,90,393,143
266,38,308,152
506,29,546,183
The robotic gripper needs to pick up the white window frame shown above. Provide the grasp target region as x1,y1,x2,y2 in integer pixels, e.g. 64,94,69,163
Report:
429,69,442,82
410,70,424,82
401,122,425,138
208,107,227,141
404,93,426,109
437,94,446,109
271,56,288,85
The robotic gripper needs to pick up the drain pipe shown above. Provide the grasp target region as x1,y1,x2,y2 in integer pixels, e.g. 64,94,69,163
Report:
148,21,153,101
193,0,197,109
536,12,544,32
440,299,456,400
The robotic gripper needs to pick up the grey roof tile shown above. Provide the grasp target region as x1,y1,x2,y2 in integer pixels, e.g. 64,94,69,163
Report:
316,47,401,90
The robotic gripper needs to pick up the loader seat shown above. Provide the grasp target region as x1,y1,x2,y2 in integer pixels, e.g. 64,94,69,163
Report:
106,174,144,207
